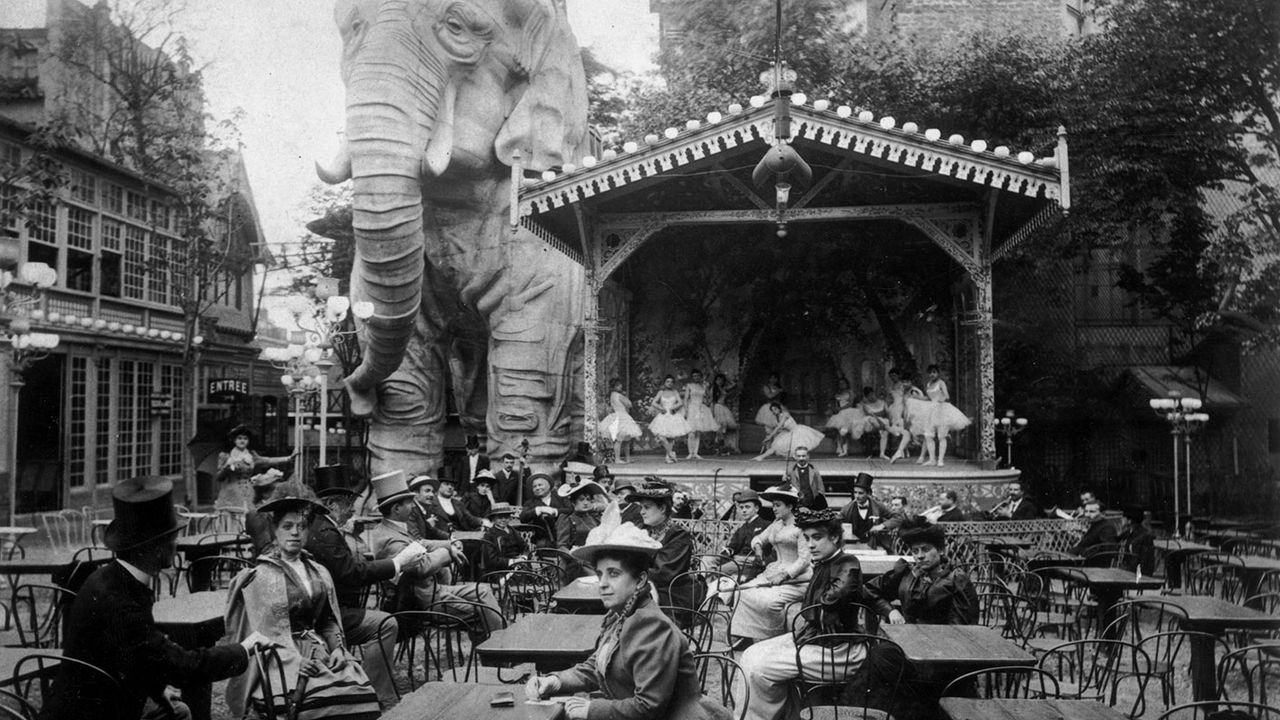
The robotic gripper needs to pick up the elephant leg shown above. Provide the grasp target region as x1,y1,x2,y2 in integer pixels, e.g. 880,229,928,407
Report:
447,307,489,434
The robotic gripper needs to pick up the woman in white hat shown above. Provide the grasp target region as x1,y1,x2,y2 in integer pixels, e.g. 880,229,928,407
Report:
525,523,732,720
730,485,813,641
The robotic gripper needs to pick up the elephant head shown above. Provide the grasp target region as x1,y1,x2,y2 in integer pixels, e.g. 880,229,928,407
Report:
320,0,587,413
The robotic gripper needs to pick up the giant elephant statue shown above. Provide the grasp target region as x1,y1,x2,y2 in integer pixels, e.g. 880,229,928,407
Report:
318,0,589,475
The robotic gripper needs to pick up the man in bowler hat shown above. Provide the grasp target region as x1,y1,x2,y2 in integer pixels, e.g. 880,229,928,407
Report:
42,477,273,720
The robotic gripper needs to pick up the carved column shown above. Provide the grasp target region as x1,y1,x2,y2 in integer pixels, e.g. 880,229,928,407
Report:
582,271,601,451
973,268,996,463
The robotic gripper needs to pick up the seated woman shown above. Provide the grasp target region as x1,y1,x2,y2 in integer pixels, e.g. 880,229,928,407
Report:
629,480,695,610
730,485,813,642
525,522,731,720
225,493,381,720
557,479,604,578
753,403,826,461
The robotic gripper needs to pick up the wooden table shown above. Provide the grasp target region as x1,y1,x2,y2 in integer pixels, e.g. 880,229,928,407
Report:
1047,567,1164,636
1153,539,1213,589
940,697,1128,720
383,682,563,720
477,614,602,672
153,591,229,720
1235,555,1280,599
1135,595,1280,702
881,624,1034,678
552,579,604,613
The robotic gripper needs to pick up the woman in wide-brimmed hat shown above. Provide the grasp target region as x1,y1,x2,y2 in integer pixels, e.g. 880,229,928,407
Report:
556,480,604,577
731,484,813,641
525,523,731,720
629,480,695,609
214,425,294,510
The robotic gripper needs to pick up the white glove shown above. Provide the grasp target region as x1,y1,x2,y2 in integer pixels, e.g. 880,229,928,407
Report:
393,542,428,571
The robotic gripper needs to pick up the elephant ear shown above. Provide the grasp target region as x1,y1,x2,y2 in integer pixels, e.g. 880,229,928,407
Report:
495,0,588,172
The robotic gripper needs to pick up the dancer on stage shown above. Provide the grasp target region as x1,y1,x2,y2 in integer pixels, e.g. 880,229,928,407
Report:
858,386,894,459
753,402,826,461
824,377,866,458
710,373,739,455
649,375,689,464
753,372,786,429
681,370,720,460
598,378,642,464
918,364,971,467
886,368,915,463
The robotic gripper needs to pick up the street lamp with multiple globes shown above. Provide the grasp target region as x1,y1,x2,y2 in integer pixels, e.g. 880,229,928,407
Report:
1149,392,1209,536
994,409,1029,467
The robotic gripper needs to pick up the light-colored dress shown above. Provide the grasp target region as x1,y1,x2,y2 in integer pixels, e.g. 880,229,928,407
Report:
732,519,813,639
650,390,691,438
682,382,720,432
599,390,643,441
924,379,972,435
754,383,785,427
857,398,892,437
710,383,737,430
766,414,826,458
825,389,867,437
887,381,907,429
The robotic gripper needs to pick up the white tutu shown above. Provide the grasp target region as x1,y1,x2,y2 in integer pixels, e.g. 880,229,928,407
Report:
712,403,738,429
684,403,721,433
598,412,643,441
769,422,825,457
825,407,866,436
755,403,779,427
650,412,691,438
903,396,970,436
856,414,890,439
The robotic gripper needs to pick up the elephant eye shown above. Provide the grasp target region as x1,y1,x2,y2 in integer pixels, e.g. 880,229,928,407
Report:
445,17,464,35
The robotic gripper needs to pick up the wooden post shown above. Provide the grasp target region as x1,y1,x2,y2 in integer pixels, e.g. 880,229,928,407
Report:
582,272,600,452
973,269,997,463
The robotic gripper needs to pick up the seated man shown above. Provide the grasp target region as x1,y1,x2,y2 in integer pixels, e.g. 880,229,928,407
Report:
461,470,498,519
366,472,505,636
838,473,888,546
922,489,967,524
869,495,909,535
429,476,485,534
1117,504,1155,573
988,481,1040,520
705,489,771,580
738,508,867,720
407,475,451,541
519,473,567,547
1053,489,1098,520
1071,500,1118,561
480,502,531,571
613,478,643,527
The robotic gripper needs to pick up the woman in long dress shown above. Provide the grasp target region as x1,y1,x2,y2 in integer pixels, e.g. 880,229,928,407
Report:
824,377,866,458
681,370,720,460
753,403,826,461
920,364,971,467
215,425,293,510
598,378,642,463
225,496,380,720
710,373,739,455
886,369,914,463
858,386,894,459
753,372,786,429
648,375,689,463
730,486,812,641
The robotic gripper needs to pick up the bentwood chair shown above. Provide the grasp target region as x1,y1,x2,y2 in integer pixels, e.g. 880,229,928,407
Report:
9,583,75,649
0,688,37,720
1037,639,1152,718
692,653,747,720
11,654,122,715
247,646,295,720
380,609,480,693
1218,643,1280,706
792,632,903,720
1157,701,1280,720
941,665,1061,699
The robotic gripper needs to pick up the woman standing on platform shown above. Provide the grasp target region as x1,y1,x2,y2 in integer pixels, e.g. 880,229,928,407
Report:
825,377,866,458
649,375,689,464
710,373,739,455
681,370,720,460
731,486,812,642
920,364,971,467
886,369,914,463
599,378,642,464
858,387,894,459
215,425,294,510
753,372,787,429
753,403,826,461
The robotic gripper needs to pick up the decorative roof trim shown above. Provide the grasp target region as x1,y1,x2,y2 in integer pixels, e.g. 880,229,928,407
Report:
519,216,584,266
520,105,1063,216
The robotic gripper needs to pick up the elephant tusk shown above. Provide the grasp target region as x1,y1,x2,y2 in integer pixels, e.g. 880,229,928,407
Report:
422,79,457,178
316,144,353,185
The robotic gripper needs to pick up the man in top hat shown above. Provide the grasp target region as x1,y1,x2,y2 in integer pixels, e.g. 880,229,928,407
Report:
428,475,485,534
306,471,428,710
407,475,450,541
366,471,504,635
520,473,568,547
839,473,890,546
492,447,532,506
706,489,772,580
461,469,498,519
738,507,868,720
480,503,530,572
43,476,274,720
1117,504,1154,573
783,446,826,509
453,434,490,495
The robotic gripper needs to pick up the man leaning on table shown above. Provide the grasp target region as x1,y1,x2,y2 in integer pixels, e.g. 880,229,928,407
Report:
40,476,275,720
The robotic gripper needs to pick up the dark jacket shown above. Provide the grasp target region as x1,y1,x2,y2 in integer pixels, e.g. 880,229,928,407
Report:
1073,517,1120,560
1118,524,1156,574
408,502,450,541
864,559,978,625
481,524,530,571
41,561,249,720
429,497,483,533
796,550,866,644
650,524,696,610
304,514,398,628
492,466,531,505
461,491,493,520
936,506,967,523
520,494,569,546
720,515,771,557
839,499,891,543
1007,498,1041,520
619,501,644,528
452,452,490,494
557,510,600,551
784,464,826,508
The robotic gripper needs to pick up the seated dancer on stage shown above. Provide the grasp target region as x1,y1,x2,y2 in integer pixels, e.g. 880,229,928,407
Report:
520,473,567,547
858,387,895,459
1117,504,1155,573
838,473,889,546
754,372,787,430
525,522,731,720
738,507,868,720
703,489,771,580
480,503,531,571
754,403,826,462
599,377,642,464
630,479,696,609
886,368,914,462
649,375,689,464
824,377,865,458
918,364,971,467
731,486,812,642
710,372,739,455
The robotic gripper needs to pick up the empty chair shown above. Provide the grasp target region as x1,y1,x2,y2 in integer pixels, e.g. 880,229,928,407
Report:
10,583,75,648
1187,563,1248,602
1133,631,1230,709
380,609,479,693
1157,700,1280,720
1219,643,1280,706
185,555,254,593
12,654,123,716
0,688,37,720
1037,638,1152,718
692,652,747,720
941,665,1061,699
482,570,557,623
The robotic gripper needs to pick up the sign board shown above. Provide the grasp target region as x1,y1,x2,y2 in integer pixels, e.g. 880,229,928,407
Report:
207,378,249,404
149,392,173,417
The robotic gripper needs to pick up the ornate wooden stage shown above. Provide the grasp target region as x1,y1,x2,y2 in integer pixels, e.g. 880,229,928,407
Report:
605,452,1020,516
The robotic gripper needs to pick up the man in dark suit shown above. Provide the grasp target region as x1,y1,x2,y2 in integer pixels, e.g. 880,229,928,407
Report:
42,477,271,720
989,481,1040,520
452,435,490,494
407,475,450,541
838,473,890,545
519,473,568,547
707,489,771,579
491,451,532,505
783,446,826,508
1072,500,1119,561
429,476,485,533
308,476,427,710
924,489,967,523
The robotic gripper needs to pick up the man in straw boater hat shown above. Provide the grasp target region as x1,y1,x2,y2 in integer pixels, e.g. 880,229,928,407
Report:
612,476,643,527
365,471,504,635
43,476,275,720
738,506,869,720
406,474,451,541
479,502,531,571
305,466,428,709
556,476,606,575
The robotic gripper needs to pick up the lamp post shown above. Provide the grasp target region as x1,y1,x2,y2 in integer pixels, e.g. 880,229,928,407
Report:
1149,393,1209,536
994,409,1029,467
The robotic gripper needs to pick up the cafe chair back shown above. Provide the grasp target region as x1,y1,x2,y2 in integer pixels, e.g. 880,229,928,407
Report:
185,555,254,594
1037,638,1152,718
692,652,747,720
382,609,479,690
1218,643,1280,706
1132,631,1229,710
10,583,74,648
11,654,121,715
1188,564,1248,603
791,632,902,720
1156,700,1280,720
941,665,1061,700
247,645,298,720
0,687,37,720
482,570,557,622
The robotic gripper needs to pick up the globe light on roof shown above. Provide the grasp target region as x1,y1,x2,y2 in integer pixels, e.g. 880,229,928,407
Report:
582,155,597,168
541,170,556,182
925,128,941,141
749,96,766,108
970,139,988,153
879,116,896,130
706,111,722,124
728,103,743,114
813,99,830,111
684,120,700,131
836,105,852,118
790,93,807,106
663,127,678,139
994,146,1010,158
902,122,918,133
622,141,638,153
948,134,965,145
561,162,577,173
352,301,375,320
601,149,617,161
1017,151,1035,164
858,110,874,123
645,133,659,145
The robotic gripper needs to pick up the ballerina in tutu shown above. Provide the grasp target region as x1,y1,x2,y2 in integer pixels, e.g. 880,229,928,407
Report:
649,375,689,463
754,402,826,461
886,368,915,463
710,373,739,455
598,378,642,464
858,386,895,459
921,364,971,467
824,377,866,458
753,372,787,429
681,369,721,460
